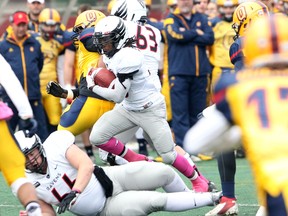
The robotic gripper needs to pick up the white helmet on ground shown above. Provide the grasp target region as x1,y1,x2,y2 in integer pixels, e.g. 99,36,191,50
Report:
14,130,46,173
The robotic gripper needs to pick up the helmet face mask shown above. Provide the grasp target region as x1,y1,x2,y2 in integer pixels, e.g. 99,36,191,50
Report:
93,32,119,57
39,8,61,41
14,130,47,174
93,16,127,58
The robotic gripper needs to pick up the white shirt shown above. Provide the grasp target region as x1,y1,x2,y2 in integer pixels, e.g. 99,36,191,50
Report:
26,130,106,216
102,47,164,110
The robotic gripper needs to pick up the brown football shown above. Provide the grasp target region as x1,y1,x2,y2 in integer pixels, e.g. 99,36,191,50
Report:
89,68,116,88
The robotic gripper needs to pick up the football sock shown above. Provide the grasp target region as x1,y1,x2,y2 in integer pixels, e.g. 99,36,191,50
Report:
172,153,194,178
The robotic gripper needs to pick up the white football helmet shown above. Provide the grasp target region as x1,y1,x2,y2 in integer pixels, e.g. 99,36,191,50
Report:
111,0,147,24
14,130,46,173
93,16,134,58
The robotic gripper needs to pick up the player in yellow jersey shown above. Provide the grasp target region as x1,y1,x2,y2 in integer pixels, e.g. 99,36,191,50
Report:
36,8,64,133
184,14,288,216
209,0,238,87
47,10,116,162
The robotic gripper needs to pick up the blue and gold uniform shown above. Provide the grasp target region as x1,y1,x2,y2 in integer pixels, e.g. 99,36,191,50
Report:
163,7,214,147
214,68,288,215
214,15,288,215
58,10,115,135
37,8,65,132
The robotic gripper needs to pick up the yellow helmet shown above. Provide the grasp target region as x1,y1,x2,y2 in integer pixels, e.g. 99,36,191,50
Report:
144,0,152,7
217,0,238,7
107,0,117,14
39,8,61,40
244,14,288,67
39,8,61,25
232,1,269,39
167,0,177,6
73,10,106,35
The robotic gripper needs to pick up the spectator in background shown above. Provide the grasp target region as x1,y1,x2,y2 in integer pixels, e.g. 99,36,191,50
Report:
163,0,214,148
194,0,210,14
283,0,288,14
36,8,65,133
26,0,46,33
209,0,238,88
205,1,221,27
0,11,48,141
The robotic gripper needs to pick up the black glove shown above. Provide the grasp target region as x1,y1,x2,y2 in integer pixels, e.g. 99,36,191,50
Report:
57,190,80,214
18,118,38,137
46,81,68,98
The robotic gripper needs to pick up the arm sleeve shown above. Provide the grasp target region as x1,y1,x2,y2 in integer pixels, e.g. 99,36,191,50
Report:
183,108,238,155
92,78,131,103
0,55,33,118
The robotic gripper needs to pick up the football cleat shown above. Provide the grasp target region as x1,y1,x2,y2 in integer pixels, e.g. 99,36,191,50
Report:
205,196,238,216
211,191,223,206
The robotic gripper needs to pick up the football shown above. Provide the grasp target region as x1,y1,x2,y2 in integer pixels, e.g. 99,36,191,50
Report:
90,67,116,88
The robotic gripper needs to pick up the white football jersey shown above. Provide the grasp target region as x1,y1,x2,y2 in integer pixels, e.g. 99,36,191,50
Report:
26,130,106,216
104,47,164,111
125,21,161,78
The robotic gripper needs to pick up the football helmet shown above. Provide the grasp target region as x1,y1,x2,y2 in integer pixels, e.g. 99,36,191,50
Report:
244,14,288,67
167,0,177,13
111,0,147,24
14,130,47,174
73,10,106,35
217,0,238,7
93,16,133,58
232,1,269,39
39,8,61,40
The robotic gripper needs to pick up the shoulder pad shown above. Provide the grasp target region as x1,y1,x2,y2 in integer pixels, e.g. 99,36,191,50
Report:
79,27,94,43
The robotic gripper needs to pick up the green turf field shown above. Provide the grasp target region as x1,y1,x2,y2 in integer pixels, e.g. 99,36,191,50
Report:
0,152,259,215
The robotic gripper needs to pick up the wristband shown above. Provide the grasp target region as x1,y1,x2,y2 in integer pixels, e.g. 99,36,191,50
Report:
67,89,74,100
72,188,81,194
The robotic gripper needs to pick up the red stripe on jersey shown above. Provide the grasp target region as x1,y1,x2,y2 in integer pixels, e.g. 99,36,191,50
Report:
212,89,226,104
230,49,242,61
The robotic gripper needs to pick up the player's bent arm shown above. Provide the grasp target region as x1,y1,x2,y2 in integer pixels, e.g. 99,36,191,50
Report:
0,55,33,119
65,144,94,193
91,78,131,103
64,49,76,86
183,108,233,154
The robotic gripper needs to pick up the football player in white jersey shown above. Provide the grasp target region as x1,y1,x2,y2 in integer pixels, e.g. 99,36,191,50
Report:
98,0,162,161
15,129,222,215
110,0,215,186
86,15,214,193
